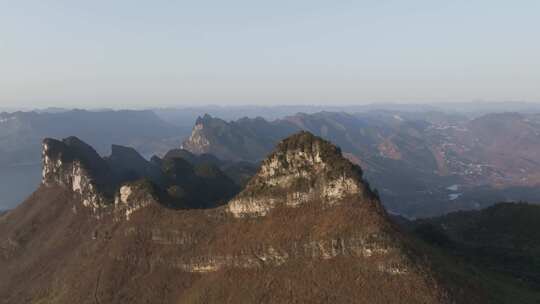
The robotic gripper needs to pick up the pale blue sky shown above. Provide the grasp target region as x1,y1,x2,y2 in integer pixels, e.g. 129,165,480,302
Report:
1,1,539,108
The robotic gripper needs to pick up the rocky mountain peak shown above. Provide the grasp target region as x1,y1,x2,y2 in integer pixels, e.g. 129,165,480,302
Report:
42,137,168,215
228,131,376,217
270,130,352,169
42,137,112,210
44,137,109,174
180,114,215,155
181,114,300,162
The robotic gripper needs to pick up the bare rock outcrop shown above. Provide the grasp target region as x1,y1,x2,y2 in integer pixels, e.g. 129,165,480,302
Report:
228,131,377,217
42,137,112,211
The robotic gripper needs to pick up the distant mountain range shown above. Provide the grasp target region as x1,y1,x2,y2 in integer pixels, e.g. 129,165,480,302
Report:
153,102,540,125
3,106,540,217
181,111,540,217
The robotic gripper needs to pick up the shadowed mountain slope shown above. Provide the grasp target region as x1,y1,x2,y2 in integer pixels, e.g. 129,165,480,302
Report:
412,202,540,293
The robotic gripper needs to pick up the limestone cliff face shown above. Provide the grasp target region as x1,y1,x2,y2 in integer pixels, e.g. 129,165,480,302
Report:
180,115,213,155
41,137,160,219
228,131,376,217
40,136,241,219
181,114,299,162
42,137,110,211
113,180,159,221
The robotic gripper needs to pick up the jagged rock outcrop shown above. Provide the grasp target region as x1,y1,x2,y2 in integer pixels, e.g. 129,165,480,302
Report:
42,137,113,210
181,114,299,161
114,180,159,221
41,136,243,215
228,131,376,217
180,115,213,155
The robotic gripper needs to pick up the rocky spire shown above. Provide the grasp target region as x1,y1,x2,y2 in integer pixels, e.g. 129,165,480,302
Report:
180,114,216,155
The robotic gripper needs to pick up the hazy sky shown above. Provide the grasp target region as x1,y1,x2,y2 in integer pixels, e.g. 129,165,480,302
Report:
1,1,539,108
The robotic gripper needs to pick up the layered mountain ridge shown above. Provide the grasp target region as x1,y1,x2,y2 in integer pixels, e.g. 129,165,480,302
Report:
0,131,485,303
181,114,299,162
181,112,540,217
0,109,188,210
40,135,242,219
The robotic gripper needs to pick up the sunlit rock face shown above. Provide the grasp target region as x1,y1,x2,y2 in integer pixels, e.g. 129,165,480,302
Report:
41,138,164,219
180,116,212,155
114,181,158,221
140,234,405,275
42,137,110,211
181,114,300,162
228,131,374,217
